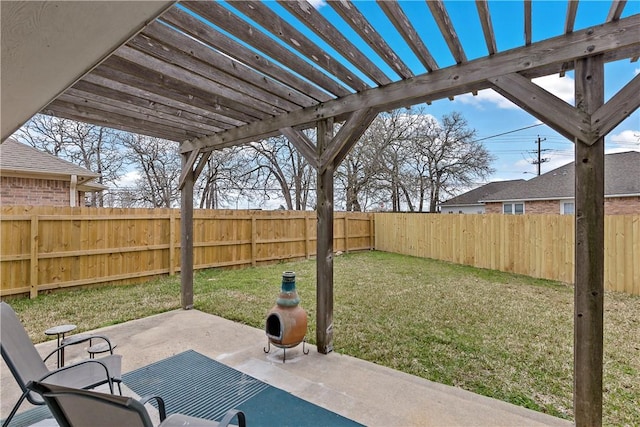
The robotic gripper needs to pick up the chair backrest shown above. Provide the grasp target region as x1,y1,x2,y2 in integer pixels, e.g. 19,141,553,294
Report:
28,381,154,427
0,302,50,400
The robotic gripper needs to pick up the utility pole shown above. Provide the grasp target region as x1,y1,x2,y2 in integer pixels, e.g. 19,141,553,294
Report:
531,135,549,175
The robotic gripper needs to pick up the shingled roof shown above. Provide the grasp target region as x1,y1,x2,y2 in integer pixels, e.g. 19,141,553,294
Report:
481,151,640,202
440,179,525,207
0,138,103,187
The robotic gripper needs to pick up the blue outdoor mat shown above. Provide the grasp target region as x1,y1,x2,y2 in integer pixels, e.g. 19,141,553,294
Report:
123,350,364,427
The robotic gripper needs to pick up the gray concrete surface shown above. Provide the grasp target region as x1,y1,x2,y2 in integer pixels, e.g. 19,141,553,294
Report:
1,309,573,426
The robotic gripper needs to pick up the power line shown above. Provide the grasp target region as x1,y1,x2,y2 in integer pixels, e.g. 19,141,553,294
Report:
473,123,544,143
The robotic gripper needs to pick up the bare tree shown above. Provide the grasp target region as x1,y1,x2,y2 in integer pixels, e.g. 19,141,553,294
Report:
13,114,126,206
338,109,423,212
121,134,181,208
412,112,495,212
196,147,255,209
247,134,315,210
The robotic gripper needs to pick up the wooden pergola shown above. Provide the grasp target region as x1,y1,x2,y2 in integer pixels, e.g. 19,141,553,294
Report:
2,2,639,425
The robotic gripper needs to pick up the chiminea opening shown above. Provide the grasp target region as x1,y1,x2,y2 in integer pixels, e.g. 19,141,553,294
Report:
265,313,283,341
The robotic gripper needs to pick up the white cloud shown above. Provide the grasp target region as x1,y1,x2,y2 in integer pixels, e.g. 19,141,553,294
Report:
456,74,574,110
456,89,518,110
607,129,640,153
114,170,140,188
532,75,574,104
307,0,326,9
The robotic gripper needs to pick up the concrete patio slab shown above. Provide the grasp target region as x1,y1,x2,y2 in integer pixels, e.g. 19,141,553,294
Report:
1,309,572,426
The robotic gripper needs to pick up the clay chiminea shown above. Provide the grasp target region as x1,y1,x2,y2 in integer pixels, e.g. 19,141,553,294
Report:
264,271,308,361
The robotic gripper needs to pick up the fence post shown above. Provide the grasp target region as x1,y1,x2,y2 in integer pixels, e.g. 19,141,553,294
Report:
304,213,310,259
169,210,176,276
30,215,39,299
344,215,349,253
369,214,375,250
251,213,257,267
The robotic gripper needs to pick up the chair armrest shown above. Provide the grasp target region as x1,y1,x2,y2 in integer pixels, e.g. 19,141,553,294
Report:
218,409,246,427
43,335,115,363
139,395,167,421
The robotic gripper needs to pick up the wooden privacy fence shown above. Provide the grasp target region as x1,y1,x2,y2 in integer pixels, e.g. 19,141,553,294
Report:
374,213,640,296
0,206,373,298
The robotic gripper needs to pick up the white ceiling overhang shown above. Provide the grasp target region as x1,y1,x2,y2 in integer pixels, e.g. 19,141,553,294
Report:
1,0,175,141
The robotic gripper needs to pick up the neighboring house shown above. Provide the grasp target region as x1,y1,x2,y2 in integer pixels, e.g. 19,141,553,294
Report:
481,151,640,215
0,138,106,207
439,180,525,214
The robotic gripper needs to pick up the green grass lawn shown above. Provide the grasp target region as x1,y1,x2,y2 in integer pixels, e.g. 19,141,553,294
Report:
8,251,639,426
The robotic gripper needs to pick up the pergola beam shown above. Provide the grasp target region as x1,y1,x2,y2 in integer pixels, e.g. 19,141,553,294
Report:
319,109,376,172
489,73,590,142
182,15,640,153
280,127,320,170
591,73,640,137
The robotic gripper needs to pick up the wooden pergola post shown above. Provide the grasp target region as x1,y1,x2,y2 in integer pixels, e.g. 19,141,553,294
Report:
573,55,605,427
282,110,376,355
180,151,194,310
316,118,335,354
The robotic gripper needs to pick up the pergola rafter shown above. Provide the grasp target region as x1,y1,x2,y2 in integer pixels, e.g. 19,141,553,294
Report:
3,2,639,426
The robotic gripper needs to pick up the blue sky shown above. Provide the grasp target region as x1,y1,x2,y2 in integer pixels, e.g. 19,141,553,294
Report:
246,0,640,184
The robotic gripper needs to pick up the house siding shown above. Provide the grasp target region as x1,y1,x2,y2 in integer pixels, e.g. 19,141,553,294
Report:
0,176,84,207
485,196,640,215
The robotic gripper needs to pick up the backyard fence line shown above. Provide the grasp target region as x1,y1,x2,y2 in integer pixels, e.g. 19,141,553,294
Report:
374,213,640,296
2,208,637,298
0,206,374,298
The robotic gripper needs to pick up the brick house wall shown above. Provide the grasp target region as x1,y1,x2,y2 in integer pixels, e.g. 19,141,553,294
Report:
485,196,640,215
0,176,85,207
485,203,504,214
605,196,640,214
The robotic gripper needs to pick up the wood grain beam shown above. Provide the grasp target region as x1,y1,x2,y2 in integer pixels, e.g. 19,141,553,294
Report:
228,1,370,93
426,0,467,63
97,56,259,124
489,73,590,142
116,45,285,117
180,152,194,310
574,55,605,427
475,0,497,55
79,74,240,129
69,81,226,132
377,0,439,71
316,118,335,355
183,1,351,97
182,15,640,153
161,7,333,103
565,0,579,33
524,0,532,46
278,0,392,86
58,90,220,135
193,151,212,184
45,100,196,141
329,0,413,79
319,109,377,172
607,0,627,21
140,21,318,109
280,127,319,170
42,107,184,142
178,149,201,190
591,73,640,137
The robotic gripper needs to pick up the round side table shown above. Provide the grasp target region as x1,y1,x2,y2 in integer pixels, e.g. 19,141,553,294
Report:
44,324,76,367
